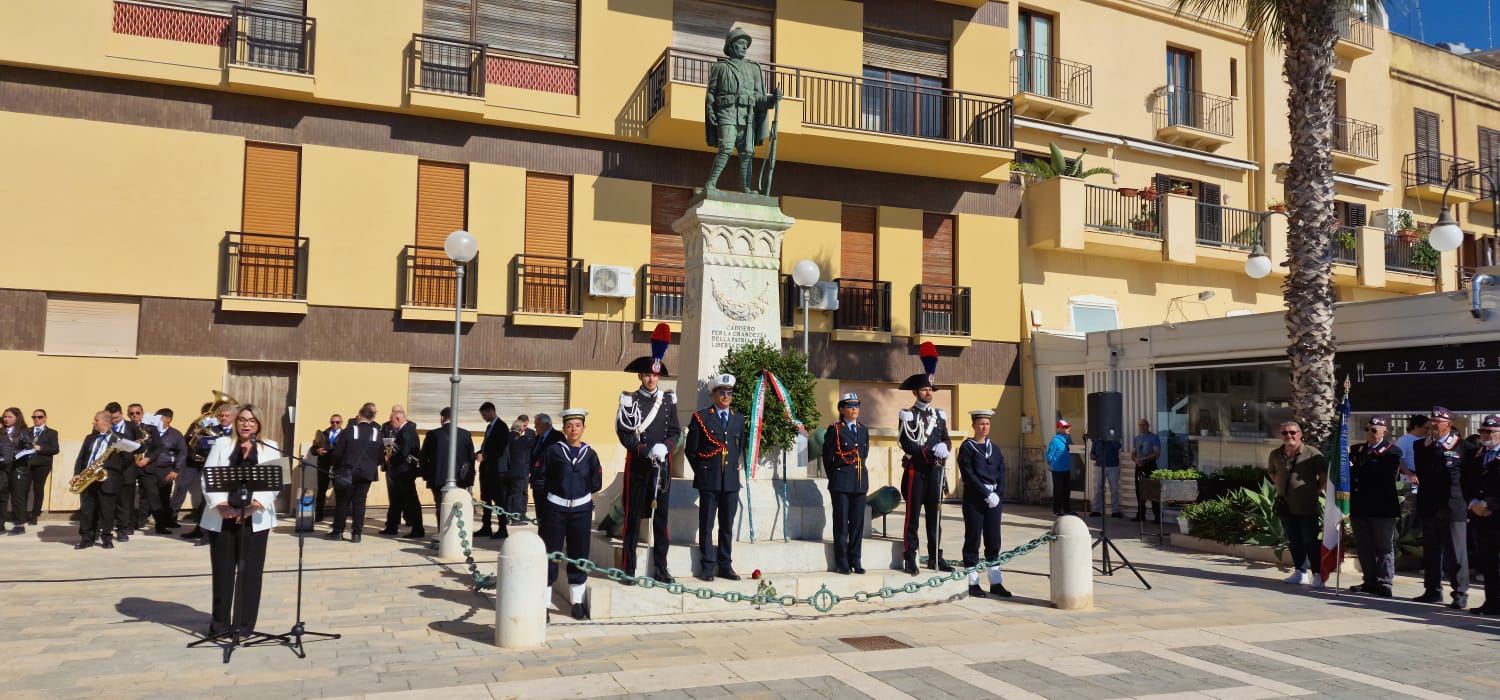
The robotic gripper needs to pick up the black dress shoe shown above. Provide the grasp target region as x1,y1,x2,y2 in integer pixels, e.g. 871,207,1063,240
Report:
902,560,919,576
622,578,637,587
1372,587,1393,598
651,572,675,585
9,525,25,535
404,530,427,539
853,566,866,575
1450,596,1469,610
1471,606,1500,615
968,584,987,598
1347,584,1368,594
115,533,130,543
572,603,590,620
937,560,954,572
75,540,95,550
377,528,399,535
101,538,115,549
1411,590,1444,603
325,531,344,540
489,530,504,540
27,519,38,526
350,532,363,543
473,527,493,538
181,529,203,539
717,569,741,581
697,573,715,582
154,526,172,535
990,583,1013,598
836,567,852,575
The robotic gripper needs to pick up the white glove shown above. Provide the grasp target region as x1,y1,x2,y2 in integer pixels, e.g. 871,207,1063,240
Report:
986,492,1000,509
649,443,668,461
932,443,950,460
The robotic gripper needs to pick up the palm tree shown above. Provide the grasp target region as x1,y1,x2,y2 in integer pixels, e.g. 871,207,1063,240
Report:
1171,0,1380,446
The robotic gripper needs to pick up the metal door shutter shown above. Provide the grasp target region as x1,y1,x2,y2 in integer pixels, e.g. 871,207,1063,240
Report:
651,185,690,269
44,295,140,358
524,172,572,258
407,369,567,432
416,161,468,250
840,205,876,280
480,0,577,62
863,29,949,79
921,213,955,287
673,0,772,63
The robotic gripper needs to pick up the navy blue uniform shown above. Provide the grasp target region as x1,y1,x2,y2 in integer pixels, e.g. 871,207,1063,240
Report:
615,389,680,577
540,441,602,586
1469,447,1500,613
1413,433,1478,601
822,421,869,571
685,406,746,573
898,405,950,564
958,438,1006,569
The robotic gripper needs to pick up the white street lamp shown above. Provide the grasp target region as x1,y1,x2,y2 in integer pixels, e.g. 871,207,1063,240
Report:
792,260,820,364
1245,244,1273,279
443,229,477,492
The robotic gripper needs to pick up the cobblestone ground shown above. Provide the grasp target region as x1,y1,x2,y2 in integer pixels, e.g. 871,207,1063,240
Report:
2,505,1496,699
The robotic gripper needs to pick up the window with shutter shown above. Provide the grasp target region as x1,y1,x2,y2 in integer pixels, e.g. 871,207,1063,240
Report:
522,172,573,314
864,29,949,79
841,205,877,281
422,0,577,61
1414,108,1441,185
423,0,473,40
1479,127,1500,198
1196,182,1222,244
411,161,468,307
672,0,772,62
240,143,301,298
922,213,955,287
647,186,690,320
44,295,140,358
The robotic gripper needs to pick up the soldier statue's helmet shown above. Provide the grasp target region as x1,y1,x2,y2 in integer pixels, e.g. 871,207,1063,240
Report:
724,27,753,55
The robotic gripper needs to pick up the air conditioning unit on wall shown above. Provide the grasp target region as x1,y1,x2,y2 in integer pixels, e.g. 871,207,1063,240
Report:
795,281,840,310
588,265,636,298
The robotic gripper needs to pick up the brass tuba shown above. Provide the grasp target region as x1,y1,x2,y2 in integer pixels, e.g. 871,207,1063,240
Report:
185,390,239,446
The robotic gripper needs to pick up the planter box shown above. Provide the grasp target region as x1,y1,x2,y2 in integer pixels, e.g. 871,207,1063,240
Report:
1170,533,1361,574
1141,479,1199,504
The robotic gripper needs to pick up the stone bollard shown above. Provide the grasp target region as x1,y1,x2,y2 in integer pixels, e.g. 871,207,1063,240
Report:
437,487,473,563
1049,515,1093,610
495,530,548,649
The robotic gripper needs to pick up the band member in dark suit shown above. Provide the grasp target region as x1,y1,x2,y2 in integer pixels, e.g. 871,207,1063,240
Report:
686,374,747,582
540,409,602,620
202,405,281,635
330,403,383,543
0,407,35,533
959,410,1011,599
180,403,235,540
24,408,60,526
420,407,475,509
149,409,189,532
379,405,423,538
529,414,564,531
616,324,681,585
504,416,537,527
1408,405,1478,609
897,343,952,576
75,411,135,549
105,402,148,542
1348,415,1403,597
475,401,510,538
823,393,869,575
1469,415,1500,615
309,415,343,522
128,404,167,532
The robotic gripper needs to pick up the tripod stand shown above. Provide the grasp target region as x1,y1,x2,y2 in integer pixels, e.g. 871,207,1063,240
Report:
188,462,290,663
248,441,340,658
1090,440,1150,589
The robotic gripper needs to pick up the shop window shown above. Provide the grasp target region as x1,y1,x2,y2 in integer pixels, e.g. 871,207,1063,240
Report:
1157,363,1293,472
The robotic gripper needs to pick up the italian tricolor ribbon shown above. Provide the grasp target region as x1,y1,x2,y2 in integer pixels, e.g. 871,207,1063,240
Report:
745,369,804,479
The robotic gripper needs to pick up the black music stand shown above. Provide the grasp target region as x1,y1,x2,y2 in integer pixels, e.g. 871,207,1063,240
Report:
189,463,288,662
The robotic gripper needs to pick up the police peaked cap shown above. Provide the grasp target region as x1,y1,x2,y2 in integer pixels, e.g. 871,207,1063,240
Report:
899,373,934,391
624,356,668,376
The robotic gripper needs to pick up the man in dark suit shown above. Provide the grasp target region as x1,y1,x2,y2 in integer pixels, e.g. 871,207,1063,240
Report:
128,404,168,532
75,411,134,549
105,402,147,542
529,413,564,532
1469,415,1500,615
685,374,747,581
420,407,475,510
504,416,537,528
1408,406,1478,609
475,401,510,538
179,403,234,540
330,402,383,543
823,393,869,575
379,405,423,539
149,409,189,532
23,409,60,526
309,414,343,522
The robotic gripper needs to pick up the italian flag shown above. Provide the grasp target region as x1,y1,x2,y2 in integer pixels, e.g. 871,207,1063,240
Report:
1320,391,1352,580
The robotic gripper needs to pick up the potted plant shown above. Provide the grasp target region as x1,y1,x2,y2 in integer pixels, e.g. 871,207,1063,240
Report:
1267,199,1288,212
1232,223,1260,247
1117,187,1140,197
1169,183,1192,195
1410,236,1441,270
1143,468,1203,504
1335,227,1358,250
1012,142,1117,182
1396,210,1418,242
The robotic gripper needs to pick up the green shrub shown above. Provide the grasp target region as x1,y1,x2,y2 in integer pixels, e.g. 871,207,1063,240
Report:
1180,499,1250,544
1214,465,1268,481
717,340,820,453
1179,480,1286,557
1149,468,1205,480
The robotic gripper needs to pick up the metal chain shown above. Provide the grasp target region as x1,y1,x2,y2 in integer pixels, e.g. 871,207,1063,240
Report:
450,502,495,591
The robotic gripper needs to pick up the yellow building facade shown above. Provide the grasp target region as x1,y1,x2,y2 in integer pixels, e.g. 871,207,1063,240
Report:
2,0,1497,511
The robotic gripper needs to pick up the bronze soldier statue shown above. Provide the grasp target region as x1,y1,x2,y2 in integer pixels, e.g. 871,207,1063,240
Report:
704,27,781,193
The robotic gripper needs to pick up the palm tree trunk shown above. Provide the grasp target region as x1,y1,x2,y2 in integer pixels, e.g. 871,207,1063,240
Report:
1280,2,1340,446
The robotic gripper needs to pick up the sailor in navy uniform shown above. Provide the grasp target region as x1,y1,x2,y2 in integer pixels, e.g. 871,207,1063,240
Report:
541,408,602,620
615,323,681,584
1467,414,1500,615
897,344,953,575
686,374,747,582
958,409,1011,598
822,393,869,575
1348,415,1403,597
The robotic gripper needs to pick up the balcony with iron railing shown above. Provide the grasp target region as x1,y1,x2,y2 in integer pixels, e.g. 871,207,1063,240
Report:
1084,184,1160,239
913,284,971,339
229,5,313,74
220,232,307,313
408,34,485,98
641,48,1014,182
640,264,685,324
1402,152,1481,204
1335,13,1376,58
1384,233,1438,277
1332,116,1380,167
1332,226,1360,266
1153,87,1235,150
512,254,584,323
832,278,892,335
1008,50,1092,122
1194,202,1261,252
399,246,477,321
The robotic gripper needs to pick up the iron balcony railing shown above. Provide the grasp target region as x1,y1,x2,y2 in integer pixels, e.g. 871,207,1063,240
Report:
401,245,477,309
1403,152,1480,194
513,254,584,316
1008,50,1093,108
1153,87,1234,138
1336,14,1376,49
1332,116,1379,161
408,34,485,97
1332,226,1359,266
1195,202,1262,251
913,284,971,337
1384,234,1437,276
1084,184,1161,239
229,5,314,74
640,264,685,321
221,232,307,300
647,48,1013,149
833,278,892,333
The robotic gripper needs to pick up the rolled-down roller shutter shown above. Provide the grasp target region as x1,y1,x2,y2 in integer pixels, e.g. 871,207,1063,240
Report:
422,0,473,39
523,172,573,313
411,161,468,307
407,369,567,432
672,0,772,63
840,205,876,281
479,0,577,61
864,29,949,79
650,185,690,269
922,213,955,288
239,143,300,298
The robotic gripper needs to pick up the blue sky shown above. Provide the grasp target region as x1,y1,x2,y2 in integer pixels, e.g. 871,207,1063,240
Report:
1385,0,1498,52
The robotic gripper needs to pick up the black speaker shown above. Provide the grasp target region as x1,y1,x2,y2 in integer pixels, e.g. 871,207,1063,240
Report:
1087,391,1123,442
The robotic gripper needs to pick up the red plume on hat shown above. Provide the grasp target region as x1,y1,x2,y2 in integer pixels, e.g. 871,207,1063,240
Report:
919,341,938,379
650,323,671,374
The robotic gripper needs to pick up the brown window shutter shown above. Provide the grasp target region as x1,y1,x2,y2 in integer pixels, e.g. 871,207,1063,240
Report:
239,143,300,298
423,0,474,40
650,185,690,269
863,29,949,79
672,0,773,63
840,205,877,280
416,161,468,249
524,172,571,258
922,213,955,288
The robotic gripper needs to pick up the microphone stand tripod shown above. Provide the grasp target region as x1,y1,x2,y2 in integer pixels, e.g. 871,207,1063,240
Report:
1090,440,1149,589
188,464,289,663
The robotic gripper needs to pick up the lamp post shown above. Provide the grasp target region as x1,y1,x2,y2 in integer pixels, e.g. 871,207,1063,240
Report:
792,259,820,366
1244,209,1288,280
438,230,476,562
1425,167,1498,270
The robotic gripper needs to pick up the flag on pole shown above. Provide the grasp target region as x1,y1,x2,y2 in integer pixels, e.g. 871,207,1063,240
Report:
1319,387,1353,581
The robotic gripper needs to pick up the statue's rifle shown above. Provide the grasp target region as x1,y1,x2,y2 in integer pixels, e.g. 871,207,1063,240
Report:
757,83,782,195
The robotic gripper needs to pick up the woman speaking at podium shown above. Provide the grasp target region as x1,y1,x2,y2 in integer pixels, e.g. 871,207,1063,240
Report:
202,405,281,635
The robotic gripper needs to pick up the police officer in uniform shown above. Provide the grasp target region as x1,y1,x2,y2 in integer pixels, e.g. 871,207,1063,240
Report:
897,344,953,575
615,324,681,584
686,374,747,582
1347,415,1402,597
822,393,869,575
959,409,1012,598
540,408,602,620
1408,406,1477,609
1466,415,1500,615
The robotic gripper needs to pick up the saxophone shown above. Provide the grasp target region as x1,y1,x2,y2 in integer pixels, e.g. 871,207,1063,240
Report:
70,441,118,494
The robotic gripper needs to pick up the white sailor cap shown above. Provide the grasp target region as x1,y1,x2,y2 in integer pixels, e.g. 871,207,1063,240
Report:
969,409,996,420
560,408,589,422
709,374,737,391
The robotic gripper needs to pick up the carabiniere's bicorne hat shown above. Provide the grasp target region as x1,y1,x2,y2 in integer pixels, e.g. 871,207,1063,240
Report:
898,342,940,391
625,323,673,376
